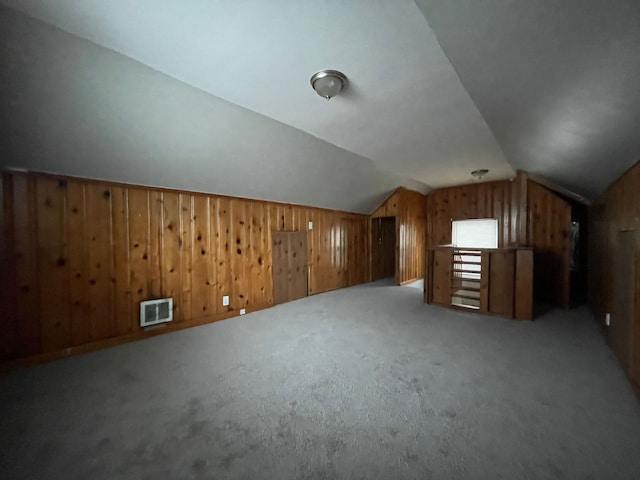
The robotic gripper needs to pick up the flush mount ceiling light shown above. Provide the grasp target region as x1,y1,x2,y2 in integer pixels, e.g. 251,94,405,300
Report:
310,70,348,100
471,169,489,180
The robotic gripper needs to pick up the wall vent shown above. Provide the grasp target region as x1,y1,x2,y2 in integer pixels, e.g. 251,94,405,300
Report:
140,298,173,327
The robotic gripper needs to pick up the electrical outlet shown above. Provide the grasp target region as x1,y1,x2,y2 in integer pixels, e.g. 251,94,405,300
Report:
240,308,246,315
308,221,313,230
605,313,611,326
222,295,229,307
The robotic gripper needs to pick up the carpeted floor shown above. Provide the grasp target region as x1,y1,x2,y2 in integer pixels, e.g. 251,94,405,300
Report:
1,280,640,479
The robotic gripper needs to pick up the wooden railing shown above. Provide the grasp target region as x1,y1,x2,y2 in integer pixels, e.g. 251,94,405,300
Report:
424,246,533,320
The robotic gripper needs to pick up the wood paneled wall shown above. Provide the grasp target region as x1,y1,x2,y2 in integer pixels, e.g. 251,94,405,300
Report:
527,180,572,308
426,179,521,248
371,188,427,284
589,161,640,389
1,171,369,362
426,173,574,308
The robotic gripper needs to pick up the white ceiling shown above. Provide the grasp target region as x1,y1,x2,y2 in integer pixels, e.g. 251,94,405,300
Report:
2,0,639,206
0,0,514,190
417,0,640,199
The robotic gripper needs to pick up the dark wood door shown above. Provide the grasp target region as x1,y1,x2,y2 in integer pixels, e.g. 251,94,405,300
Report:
371,217,396,281
272,231,308,305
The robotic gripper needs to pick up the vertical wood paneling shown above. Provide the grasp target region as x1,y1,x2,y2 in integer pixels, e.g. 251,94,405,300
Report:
180,193,194,322
128,188,151,329
527,180,571,308
427,180,517,248
85,184,114,341
148,191,163,299
488,250,515,317
2,171,370,363
37,177,70,351
216,197,231,313
111,186,132,335
432,249,451,306
272,231,287,305
161,192,182,322
590,160,640,391
514,249,534,321
9,174,40,355
191,195,212,318
251,202,268,307
1,175,17,359
230,199,245,311
67,181,91,344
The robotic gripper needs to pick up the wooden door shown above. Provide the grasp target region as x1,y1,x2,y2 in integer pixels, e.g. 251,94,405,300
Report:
371,217,396,281
272,231,308,305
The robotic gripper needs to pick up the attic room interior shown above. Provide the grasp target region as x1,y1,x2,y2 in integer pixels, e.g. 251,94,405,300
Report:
1,1,640,478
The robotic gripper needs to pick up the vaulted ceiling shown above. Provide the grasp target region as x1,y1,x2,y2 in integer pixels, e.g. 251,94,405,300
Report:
1,1,639,212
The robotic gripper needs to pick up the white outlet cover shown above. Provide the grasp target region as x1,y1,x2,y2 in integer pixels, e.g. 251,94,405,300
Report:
222,295,229,306
308,221,313,230
240,308,246,315
605,313,611,326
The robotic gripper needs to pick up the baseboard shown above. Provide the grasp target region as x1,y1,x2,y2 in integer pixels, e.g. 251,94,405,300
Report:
0,302,271,372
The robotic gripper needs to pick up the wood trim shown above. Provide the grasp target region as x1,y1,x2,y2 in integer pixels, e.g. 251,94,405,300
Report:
0,302,272,372
528,173,590,205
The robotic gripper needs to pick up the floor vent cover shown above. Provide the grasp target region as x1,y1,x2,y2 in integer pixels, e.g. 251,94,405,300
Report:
140,298,173,327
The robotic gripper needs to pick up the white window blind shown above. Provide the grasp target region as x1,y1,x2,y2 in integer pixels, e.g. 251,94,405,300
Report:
451,219,498,248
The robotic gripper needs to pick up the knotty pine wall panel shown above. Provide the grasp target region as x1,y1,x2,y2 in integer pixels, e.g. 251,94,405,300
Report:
36,177,71,351
86,184,116,341
427,179,520,248
111,186,132,336
1,171,369,363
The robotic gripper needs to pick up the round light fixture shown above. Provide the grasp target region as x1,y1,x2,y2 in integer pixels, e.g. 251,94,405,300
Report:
310,70,348,100
471,169,489,180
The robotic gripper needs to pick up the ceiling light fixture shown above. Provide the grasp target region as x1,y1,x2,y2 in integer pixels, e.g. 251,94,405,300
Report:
310,70,348,100
471,169,489,180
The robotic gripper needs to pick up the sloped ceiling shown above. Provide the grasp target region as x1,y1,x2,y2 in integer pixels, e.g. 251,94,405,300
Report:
416,0,640,199
1,6,433,214
1,1,639,211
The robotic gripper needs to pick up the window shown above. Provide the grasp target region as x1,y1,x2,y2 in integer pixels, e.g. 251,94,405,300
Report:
451,219,498,249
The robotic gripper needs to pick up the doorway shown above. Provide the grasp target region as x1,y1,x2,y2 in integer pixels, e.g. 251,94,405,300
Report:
569,201,589,307
272,231,308,305
371,217,396,282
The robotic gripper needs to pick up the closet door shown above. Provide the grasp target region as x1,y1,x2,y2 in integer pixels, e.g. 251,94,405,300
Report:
272,231,308,305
